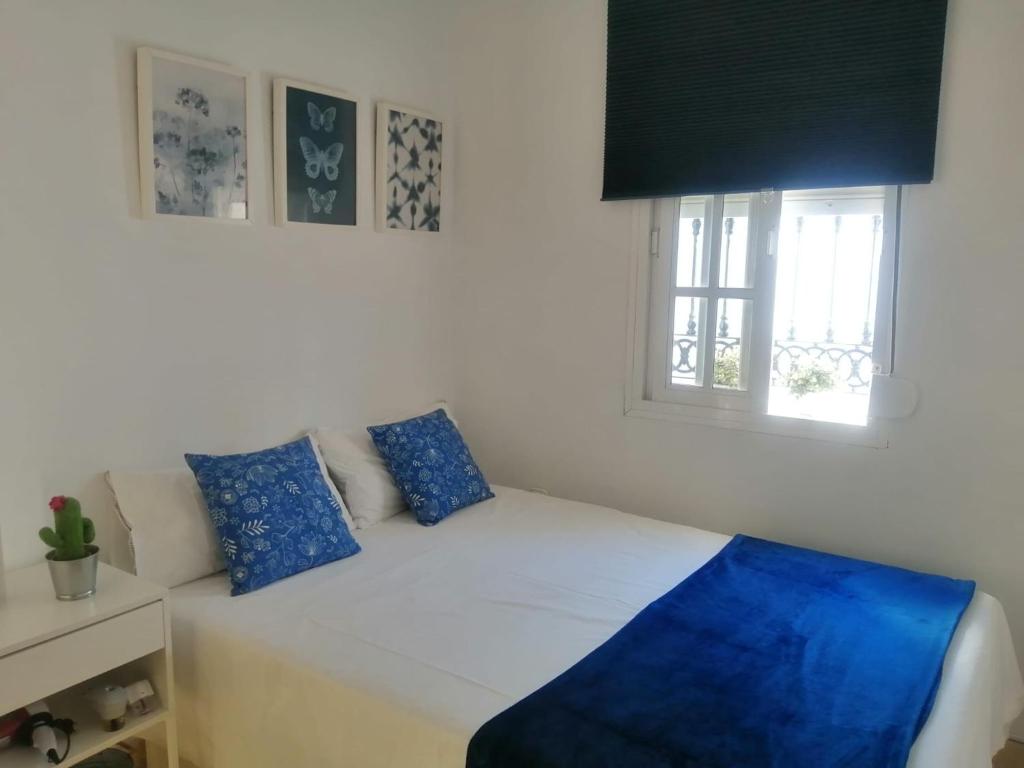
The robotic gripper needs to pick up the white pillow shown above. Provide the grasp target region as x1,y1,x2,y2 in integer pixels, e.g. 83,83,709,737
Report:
106,437,355,587
315,402,455,529
106,469,225,588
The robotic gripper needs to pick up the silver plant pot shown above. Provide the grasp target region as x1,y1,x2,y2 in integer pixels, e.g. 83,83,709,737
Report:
46,545,99,601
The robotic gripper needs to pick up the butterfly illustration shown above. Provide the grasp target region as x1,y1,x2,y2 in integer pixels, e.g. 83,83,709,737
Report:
307,187,337,214
299,137,343,180
307,102,336,132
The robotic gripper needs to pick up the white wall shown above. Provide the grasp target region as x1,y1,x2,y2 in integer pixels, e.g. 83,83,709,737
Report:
452,0,1024,734
0,0,459,567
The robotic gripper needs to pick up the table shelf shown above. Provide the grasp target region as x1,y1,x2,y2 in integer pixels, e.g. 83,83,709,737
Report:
0,687,167,768
0,564,177,768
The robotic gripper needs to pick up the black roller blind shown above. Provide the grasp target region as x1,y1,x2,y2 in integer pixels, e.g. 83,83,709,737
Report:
603,0,949,200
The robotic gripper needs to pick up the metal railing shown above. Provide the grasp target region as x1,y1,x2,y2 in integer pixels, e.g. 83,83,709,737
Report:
672,336,873,392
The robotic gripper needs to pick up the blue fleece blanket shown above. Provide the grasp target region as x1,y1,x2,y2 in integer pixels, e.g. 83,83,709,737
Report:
466,535,974,768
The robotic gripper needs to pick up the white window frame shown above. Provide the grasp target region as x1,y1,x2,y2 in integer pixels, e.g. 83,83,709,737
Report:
624,187,900,447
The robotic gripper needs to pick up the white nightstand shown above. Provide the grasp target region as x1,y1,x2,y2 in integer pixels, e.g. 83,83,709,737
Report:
0,563,178,768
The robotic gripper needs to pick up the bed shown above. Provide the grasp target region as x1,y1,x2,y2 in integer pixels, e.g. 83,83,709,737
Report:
167,486,1024,768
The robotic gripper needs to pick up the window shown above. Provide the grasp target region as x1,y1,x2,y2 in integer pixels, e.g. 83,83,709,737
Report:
628,186,899,444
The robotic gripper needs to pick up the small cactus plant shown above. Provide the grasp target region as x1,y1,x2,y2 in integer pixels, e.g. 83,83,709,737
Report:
40,496,96,561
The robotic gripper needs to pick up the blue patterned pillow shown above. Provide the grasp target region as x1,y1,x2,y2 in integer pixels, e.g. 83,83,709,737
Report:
185,436,360,595
367,409,494,525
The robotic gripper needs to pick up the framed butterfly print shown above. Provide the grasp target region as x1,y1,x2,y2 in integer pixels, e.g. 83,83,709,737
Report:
273,78,357,227
137,47,253,221
375,103,443,233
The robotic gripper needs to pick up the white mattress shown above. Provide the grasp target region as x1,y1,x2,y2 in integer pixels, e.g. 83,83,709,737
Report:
169,487,1024,768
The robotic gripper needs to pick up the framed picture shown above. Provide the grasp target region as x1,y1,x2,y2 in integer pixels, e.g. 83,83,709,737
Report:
273,79,358,227
375,103,443,233
137,47,252,221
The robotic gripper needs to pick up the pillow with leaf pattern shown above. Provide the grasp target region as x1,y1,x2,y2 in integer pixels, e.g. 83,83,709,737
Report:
367,409,494,526
185,436,360,595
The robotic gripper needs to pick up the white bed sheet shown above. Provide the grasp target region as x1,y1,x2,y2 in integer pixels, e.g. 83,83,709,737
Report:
169,487,1024,768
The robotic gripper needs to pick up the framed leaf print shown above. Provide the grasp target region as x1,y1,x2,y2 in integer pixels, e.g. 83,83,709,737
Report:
137,47,253,221
376,103,443,232
273,78,358,227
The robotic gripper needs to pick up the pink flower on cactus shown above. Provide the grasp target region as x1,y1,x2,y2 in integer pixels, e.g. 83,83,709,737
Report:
49,495,67,511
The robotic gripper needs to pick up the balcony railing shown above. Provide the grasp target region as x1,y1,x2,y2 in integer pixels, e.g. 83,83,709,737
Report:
672,336,874,392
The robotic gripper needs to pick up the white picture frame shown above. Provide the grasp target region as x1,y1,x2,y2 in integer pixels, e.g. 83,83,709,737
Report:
137,47,254,222
273,78,359,228
375,102,443,233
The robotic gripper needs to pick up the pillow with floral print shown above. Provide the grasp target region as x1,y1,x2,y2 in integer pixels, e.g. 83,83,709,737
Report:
185,436,360,595
367,409,494,526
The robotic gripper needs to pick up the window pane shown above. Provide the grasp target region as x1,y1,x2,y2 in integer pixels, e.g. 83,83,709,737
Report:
719,195,752,288
676,197,708,288
768,187,884,425
713,298,750,391
671,296,707,387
